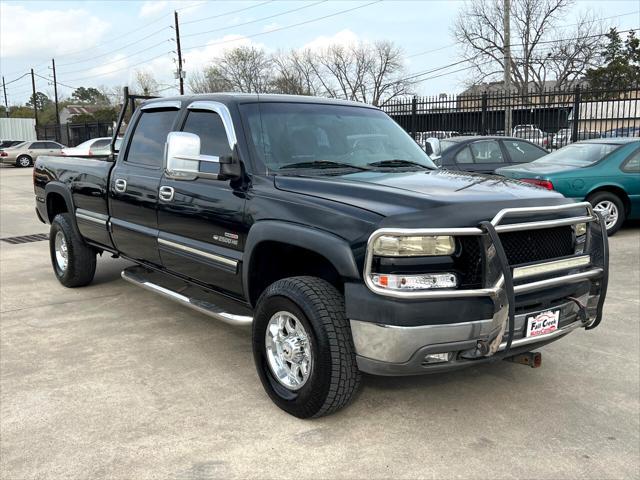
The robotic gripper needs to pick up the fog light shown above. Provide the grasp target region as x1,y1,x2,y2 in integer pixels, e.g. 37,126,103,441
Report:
371,273,457,290
423,352,452,364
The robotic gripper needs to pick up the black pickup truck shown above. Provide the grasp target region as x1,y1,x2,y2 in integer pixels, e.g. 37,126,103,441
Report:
34,93,609,418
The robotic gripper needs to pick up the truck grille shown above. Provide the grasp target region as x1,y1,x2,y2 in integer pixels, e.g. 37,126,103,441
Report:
499,226,574,266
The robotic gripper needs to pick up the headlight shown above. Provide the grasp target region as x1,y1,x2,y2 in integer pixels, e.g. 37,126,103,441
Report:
372,235,455,257
574,223,587,237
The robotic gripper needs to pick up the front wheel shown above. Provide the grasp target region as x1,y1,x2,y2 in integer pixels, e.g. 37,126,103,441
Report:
252,276,361,418
588,191,625,236
49,213,97,287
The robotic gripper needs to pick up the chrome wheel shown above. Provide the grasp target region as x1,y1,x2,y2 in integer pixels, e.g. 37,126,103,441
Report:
17,156,31,167
593,200,619,230
265,311,312,390
54,231,68,271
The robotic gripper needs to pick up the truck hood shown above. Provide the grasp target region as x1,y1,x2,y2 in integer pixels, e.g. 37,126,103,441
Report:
275,169,572,227
496,162,579,178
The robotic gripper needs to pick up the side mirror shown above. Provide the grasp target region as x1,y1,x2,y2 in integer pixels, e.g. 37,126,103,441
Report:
426,137,441,157
165,131,240,181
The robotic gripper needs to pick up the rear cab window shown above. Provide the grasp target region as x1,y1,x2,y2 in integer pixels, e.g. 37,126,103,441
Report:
125,109,179,168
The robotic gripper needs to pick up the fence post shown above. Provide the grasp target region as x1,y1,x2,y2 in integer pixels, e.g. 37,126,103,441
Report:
411,96,417,139
571,86,581,143
480,92,488,135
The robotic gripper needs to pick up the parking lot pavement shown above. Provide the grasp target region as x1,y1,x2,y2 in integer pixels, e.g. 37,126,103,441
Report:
1,165,638,479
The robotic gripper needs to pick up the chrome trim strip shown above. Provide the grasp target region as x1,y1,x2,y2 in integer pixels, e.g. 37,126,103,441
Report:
75,209,107,225
187,100,238,150
494,215,595,233
121,269,252,327
141,100,181,111
513,255,591,280
513,268,603,294
491,202,596,226
157,237,238,268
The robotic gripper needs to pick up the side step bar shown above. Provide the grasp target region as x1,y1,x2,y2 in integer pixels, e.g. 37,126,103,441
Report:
121,266,253,327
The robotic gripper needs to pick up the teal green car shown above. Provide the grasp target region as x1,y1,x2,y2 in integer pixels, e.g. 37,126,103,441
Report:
496,138,640,235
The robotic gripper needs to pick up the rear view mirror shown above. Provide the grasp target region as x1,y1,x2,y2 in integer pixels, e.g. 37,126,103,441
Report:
165,131,238,181
426,137,441,157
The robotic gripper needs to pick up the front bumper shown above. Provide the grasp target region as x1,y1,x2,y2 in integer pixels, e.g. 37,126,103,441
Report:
350,202,608,375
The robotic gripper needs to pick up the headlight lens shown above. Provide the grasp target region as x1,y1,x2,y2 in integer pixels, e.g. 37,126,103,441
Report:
372,235,455,256
574,223,587,237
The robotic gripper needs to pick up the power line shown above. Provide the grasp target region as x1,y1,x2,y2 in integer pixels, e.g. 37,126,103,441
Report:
181,0,274,26
183,0,383,52
182,1,326,38
63,51,172,83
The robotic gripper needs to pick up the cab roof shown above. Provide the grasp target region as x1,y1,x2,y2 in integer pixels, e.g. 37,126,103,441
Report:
143,93,378,109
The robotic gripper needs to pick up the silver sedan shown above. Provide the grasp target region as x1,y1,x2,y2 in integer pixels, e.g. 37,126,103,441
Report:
0,140,66,167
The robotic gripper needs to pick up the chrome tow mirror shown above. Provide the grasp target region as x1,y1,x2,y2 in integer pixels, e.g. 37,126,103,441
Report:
165,131,236,181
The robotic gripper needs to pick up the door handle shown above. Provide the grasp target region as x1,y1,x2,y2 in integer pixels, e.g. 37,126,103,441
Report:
114,178,127,193
159,186,175,202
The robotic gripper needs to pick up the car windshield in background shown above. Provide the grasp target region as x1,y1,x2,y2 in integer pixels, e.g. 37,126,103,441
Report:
240,102,436,172
535,142,621,166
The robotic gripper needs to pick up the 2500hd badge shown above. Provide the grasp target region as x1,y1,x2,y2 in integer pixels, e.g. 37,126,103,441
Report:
33,92,609,418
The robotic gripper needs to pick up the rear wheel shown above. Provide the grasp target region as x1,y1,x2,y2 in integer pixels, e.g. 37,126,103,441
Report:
252,276,361,418
588,191,625,236
49,213,97,287
16,155,32,168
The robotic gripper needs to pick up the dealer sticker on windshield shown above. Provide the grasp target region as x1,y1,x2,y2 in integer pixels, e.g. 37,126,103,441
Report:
526,310,560,338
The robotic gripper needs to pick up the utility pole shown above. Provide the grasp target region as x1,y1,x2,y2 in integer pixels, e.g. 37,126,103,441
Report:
30,68,39,128
2,76,8,118
174,10,185,95
51,59,61,142
503,0,512,135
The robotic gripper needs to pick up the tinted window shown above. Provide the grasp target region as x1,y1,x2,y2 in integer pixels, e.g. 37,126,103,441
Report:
469,140,504,164
504,140,546,163
455,147,473,164
126,110,178,167
31,142,47,149
622,150,640,173
45,142,61,149
182,111,232,157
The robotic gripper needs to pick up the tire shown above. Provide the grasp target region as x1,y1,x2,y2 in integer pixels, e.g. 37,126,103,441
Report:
49,213,97,287
16,155,32,168
588,191,626,236
252,276,361,418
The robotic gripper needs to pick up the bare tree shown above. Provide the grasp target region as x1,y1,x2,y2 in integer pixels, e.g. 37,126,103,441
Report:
188,67,233,94
453,0,604,93
271,49,322,95
134,70,159,96
216,46,273,93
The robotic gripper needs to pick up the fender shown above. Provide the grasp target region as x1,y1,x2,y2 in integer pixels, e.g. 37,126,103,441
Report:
242,220,361,299
44,182,75,222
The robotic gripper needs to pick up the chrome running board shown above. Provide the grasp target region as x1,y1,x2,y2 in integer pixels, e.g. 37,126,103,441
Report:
121,266,253,327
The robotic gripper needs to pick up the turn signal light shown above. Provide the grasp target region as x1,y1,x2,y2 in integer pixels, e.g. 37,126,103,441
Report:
520,178,554,190
371,273,458,291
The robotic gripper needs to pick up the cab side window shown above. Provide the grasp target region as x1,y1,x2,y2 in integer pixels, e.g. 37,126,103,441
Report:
181,110,232,174
126,109,178,167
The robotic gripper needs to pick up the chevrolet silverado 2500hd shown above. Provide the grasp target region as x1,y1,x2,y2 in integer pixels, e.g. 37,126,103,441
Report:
34,93,609,418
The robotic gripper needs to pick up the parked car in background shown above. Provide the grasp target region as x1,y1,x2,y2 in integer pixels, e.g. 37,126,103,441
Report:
429,136,548,174
0,140,66,167
61,137,113,157
0,140,24,149
603,127,640,138
552,129,601,148
496,138,640,235
88,137,122,158
512,125,554,149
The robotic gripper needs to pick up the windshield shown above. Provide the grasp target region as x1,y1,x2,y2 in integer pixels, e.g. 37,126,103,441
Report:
535,142,621,166
240,102,436,172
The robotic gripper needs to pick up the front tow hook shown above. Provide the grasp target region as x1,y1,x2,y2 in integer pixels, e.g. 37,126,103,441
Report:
504,351,542,368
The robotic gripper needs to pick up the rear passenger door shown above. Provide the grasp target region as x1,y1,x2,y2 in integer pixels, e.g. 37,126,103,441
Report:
109,102,181,264
156,101,246,296
27,141,52,160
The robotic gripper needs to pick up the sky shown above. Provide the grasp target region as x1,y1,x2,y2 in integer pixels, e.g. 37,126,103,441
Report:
0,0,639,106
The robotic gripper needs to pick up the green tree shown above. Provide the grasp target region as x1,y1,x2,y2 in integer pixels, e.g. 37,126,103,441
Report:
8,106,35,118
71,87,109,105
585,29,640,93
26,92,51,110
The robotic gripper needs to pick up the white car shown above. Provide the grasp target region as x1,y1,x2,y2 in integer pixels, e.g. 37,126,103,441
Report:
61,137,112,157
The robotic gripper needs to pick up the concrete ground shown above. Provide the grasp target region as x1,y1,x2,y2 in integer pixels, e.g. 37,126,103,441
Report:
1,164,638,479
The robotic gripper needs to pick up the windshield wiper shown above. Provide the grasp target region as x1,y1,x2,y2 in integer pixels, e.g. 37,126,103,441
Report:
367,159,432,169
279,160,370,171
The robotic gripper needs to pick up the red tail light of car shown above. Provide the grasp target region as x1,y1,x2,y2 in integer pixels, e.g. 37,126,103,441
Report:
520,178,554,190
0,151,7,157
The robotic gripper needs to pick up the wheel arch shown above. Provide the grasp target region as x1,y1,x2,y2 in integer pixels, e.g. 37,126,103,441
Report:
586,184,631,216
44,182,74,223
243,221,361,307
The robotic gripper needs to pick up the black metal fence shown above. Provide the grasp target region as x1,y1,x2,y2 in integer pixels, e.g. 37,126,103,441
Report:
37,122,113,147
382,86,640,149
